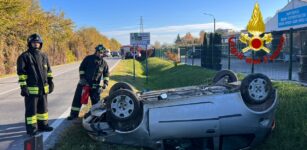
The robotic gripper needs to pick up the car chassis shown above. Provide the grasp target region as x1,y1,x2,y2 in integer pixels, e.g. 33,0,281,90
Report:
82,70,277,150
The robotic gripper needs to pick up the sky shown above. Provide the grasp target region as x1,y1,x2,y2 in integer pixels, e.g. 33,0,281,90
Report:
40,0,290,45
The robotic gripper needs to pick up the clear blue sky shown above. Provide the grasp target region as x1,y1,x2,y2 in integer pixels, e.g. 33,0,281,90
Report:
40,0,289,44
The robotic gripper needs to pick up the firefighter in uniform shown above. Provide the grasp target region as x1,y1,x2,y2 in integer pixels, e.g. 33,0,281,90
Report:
17,34,54,136
67,44,109,120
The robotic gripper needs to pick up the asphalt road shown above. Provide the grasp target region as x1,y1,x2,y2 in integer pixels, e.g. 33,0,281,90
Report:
0,58,121,150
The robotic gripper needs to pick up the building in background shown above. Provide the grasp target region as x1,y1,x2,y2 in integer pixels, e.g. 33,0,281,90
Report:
265,0,307,82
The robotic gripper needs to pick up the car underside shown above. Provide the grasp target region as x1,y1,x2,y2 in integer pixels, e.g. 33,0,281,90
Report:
82,70,277,150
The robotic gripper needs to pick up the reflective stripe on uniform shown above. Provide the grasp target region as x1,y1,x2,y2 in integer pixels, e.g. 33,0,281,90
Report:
47,72,53,78
103,77,109,81
71,107,80,111
79,71,85,75
19,81,27,86
28,87,39,94
26,115,37,124
37,113,48,120
19,75,28,80
44,85,49,94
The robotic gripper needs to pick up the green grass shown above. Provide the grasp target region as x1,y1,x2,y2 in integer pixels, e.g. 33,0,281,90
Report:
255,82,307,150
54,58,307,150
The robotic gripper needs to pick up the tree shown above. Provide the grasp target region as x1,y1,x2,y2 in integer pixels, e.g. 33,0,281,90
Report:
0,0,121,75
182,32,194,45
199,31,205,45
201,32,208,68
175,34,182,45
109,38,121,51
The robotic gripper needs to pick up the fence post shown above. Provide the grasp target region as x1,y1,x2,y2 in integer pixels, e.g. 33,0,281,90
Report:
251,51,255,74
185,46,187,64
228,40,231,70
289,28,293,80
178,48,181,63
192,45,195,66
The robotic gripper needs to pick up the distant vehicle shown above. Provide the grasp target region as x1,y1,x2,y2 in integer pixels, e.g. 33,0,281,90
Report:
111,51,120,57
120,45,142,60
83,70,277,150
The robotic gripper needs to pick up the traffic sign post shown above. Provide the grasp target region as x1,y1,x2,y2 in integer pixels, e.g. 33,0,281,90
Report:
133,45,136,80
130,32,150,83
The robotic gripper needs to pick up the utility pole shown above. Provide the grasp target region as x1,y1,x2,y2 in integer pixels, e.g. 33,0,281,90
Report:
140,16,144,33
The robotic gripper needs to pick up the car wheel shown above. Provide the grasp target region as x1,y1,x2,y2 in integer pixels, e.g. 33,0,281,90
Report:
240,73,273,104
106,89,140,121
213,70,238,84
106,89,142,131
109,82,134,95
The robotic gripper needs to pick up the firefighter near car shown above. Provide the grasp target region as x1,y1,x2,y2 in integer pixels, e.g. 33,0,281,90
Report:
67,44,110,120
17,33,54,136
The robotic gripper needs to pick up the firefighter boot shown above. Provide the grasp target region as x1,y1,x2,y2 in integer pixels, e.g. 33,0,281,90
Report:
38,124,53,132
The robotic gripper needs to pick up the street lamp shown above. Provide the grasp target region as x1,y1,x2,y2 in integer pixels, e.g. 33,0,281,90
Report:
203,12,216,33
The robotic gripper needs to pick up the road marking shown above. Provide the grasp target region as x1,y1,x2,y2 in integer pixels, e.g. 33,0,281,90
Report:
43,107,71,142
0,88,20,96
0,66,79,96
43,59,121,143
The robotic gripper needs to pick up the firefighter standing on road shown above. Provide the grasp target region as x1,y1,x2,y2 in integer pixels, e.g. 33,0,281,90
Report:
17,34,54,136
67,44,109,120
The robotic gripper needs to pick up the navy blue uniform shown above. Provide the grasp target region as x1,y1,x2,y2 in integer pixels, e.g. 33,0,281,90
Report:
70,54,109,117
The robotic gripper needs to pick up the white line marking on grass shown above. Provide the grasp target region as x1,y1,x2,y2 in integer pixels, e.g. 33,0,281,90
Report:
43,59,121,142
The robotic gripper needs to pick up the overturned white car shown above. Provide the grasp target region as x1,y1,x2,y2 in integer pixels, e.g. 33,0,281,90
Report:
83,70,277,150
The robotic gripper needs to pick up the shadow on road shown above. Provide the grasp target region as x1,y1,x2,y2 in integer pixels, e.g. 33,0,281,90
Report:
0,119,57,150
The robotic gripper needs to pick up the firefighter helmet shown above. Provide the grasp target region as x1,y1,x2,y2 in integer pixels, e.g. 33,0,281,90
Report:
28,33,43,49
95,44,106,52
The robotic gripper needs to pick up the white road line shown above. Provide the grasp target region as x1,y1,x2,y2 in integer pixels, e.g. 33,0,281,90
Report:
0,88,20,96
43,59,121,142
0,66,79,96
42,107,71,142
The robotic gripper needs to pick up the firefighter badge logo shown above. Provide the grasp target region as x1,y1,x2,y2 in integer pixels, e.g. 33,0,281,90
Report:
229,2,285,64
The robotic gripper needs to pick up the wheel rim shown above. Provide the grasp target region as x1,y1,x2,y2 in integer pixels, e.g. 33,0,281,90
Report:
110,95,134,119
248,78,269,102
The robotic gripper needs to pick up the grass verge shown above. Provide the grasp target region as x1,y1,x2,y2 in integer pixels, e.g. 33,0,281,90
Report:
54,58,306,150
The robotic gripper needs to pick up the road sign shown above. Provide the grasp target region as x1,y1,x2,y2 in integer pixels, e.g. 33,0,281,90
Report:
278,5,307,28
130,32,150,46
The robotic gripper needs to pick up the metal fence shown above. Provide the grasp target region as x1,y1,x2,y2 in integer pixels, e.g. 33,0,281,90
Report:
155,29,307,83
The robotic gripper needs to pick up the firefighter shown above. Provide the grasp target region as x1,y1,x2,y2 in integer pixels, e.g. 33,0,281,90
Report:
67,44,109,120
17,34,54,136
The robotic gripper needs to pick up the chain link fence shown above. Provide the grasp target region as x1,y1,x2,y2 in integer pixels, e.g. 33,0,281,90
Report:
154,29,307,83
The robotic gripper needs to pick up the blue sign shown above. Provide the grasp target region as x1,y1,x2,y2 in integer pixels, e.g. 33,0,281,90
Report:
278,5,307,28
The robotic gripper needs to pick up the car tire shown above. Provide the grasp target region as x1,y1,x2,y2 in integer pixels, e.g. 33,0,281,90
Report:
109,82,134,95
240,73,273,104
106,89,142,131
213,70,238,84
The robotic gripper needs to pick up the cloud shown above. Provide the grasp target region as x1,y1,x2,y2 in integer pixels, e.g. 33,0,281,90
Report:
103,22,243,45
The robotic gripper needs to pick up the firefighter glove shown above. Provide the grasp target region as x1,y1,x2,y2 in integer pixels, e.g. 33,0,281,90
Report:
21,86,29,97
48,79,54,94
